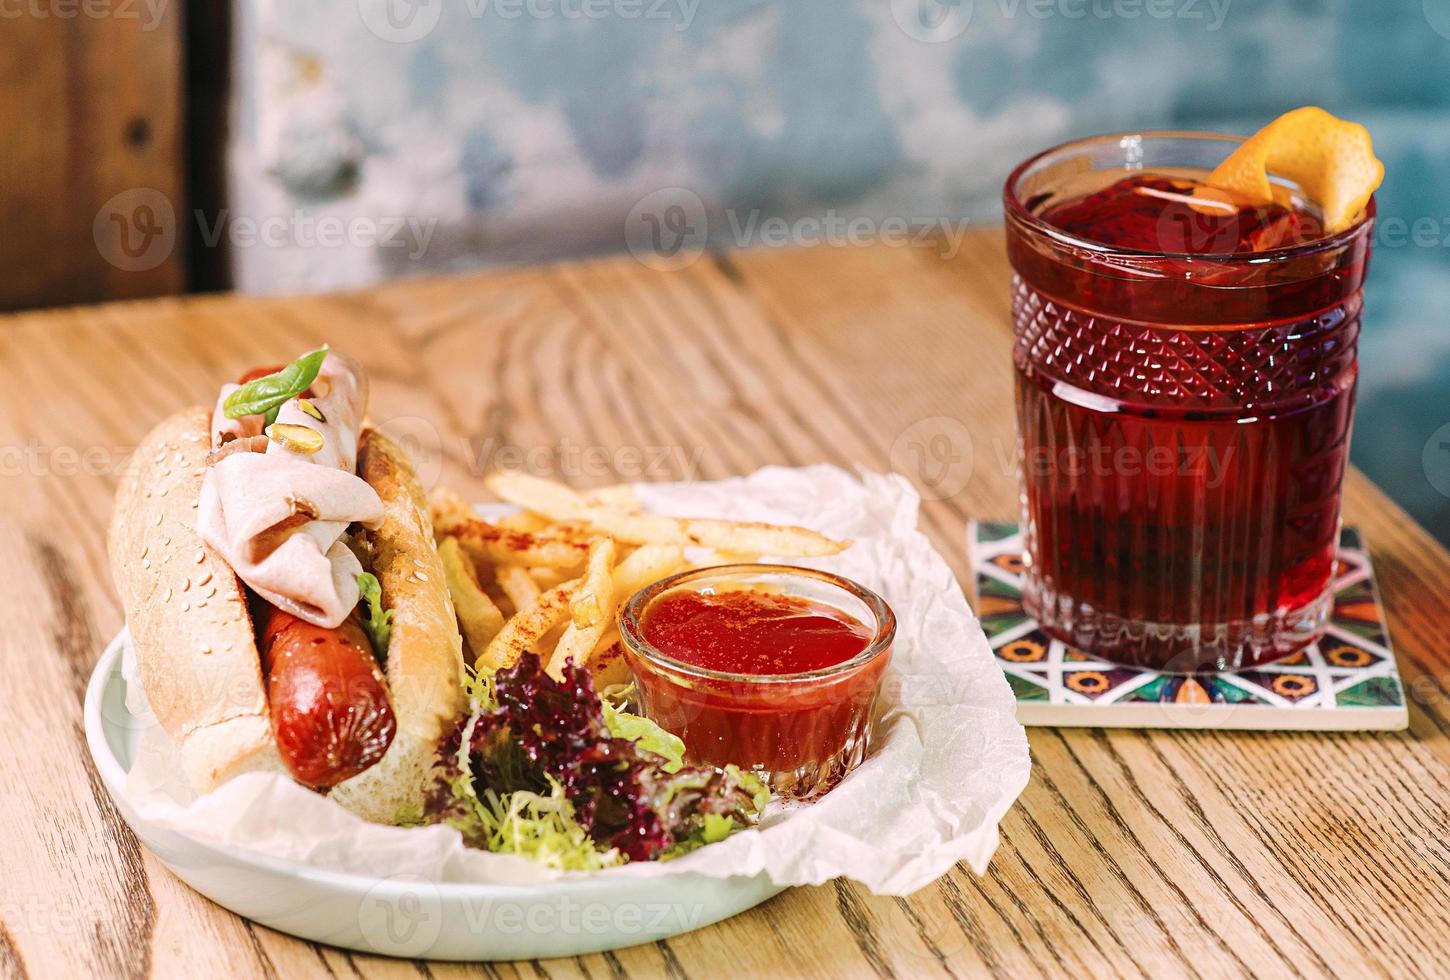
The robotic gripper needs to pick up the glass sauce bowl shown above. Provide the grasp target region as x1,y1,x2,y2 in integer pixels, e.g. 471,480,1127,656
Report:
619,564,895,801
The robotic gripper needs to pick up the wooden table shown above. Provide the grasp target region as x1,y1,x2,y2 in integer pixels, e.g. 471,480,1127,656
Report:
5,233,1450,978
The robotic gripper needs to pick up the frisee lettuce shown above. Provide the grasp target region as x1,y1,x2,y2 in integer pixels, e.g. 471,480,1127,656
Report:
663,811,738,860
459,660,497,710
392,801,428,828
602,701,685,773
438,770,622,871
356,572,392,657
427,656,766,865
436,672,619,872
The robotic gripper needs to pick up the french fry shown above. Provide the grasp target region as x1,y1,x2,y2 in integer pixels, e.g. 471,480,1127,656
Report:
672,515,845,556
445,517,592,568
496,564,542,613
591,624,621,659
486,471,849,557
702,550,760,566
548,538,616,677
480,575,516,620
497,511,550,533
529,566,570,589
586,483,641,511
610,544,686,607
587,631,632,691
438,536,506,659
430,471,846,680
536,621,569,662
429,486,480,539
478,578,579,670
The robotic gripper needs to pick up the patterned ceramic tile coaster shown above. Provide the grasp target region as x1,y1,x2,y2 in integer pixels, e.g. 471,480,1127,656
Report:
969,523,1408,731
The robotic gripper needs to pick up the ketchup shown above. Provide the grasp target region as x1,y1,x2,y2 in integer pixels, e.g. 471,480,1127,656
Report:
627,581,891,795
641,588,872,675
238,365,285,384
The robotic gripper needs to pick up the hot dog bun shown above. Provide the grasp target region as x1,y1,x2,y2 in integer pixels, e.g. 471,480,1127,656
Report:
109,407,284,791
327,427,466,822
108,410,465,821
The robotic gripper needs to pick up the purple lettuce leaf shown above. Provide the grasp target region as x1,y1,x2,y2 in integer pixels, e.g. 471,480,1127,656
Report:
430,652,763,862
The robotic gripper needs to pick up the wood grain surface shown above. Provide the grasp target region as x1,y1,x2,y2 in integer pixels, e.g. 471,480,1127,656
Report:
3,234,1450,978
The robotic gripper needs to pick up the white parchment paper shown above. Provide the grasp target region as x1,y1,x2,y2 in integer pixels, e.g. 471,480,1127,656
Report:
122,465,1031,895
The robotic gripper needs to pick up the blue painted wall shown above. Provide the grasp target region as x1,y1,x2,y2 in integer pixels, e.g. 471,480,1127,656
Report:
232,0,1450,541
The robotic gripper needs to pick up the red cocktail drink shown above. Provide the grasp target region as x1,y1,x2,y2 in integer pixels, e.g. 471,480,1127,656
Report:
1004,133,1374,672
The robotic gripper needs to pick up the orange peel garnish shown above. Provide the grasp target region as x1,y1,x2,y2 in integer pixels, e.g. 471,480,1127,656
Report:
1194,106,1383,233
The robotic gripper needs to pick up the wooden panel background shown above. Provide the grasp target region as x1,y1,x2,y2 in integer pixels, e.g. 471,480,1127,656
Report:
0,0,185,310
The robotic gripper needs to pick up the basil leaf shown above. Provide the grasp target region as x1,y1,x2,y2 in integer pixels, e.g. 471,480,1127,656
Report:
223,346,328,420
356,571,393,658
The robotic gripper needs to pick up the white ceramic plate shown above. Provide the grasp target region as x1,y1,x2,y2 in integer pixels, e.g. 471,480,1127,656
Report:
83,632,785,961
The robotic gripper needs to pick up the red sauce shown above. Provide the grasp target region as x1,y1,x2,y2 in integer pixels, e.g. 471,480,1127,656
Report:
238,365,285,384
629,585,890,790
640,588,872,675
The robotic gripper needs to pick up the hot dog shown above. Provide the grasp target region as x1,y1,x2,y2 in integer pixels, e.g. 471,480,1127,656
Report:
260,608,396,788
107,347,465,823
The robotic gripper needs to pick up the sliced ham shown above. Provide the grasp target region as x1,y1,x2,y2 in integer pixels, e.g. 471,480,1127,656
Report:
211,383,265,446
198,352,383,628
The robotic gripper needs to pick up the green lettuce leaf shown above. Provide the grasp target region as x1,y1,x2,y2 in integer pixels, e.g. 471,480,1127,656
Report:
356,571,392,657
602,701,685,773
439,769,621,871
